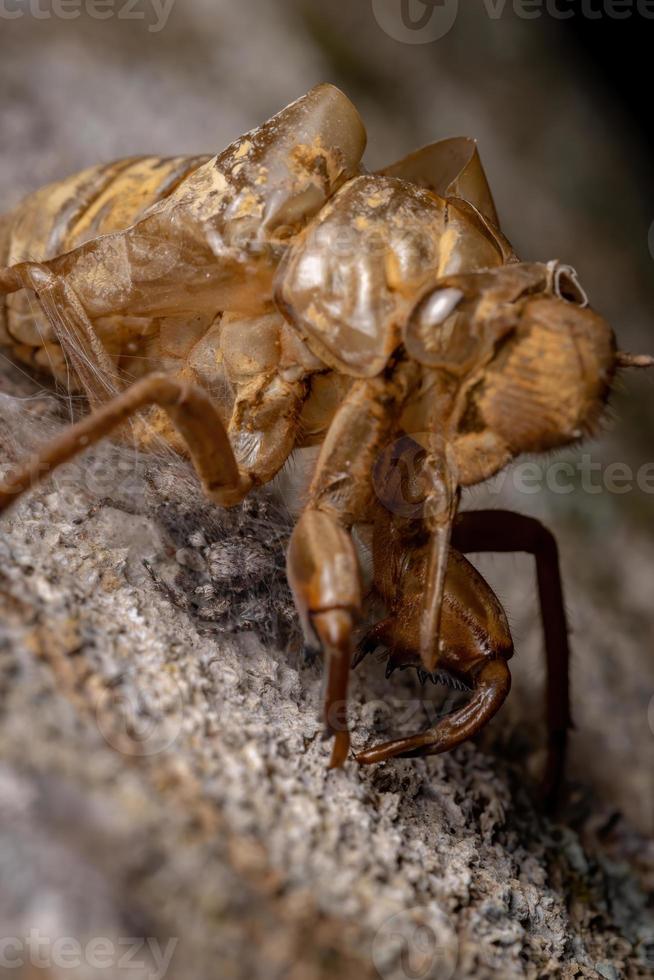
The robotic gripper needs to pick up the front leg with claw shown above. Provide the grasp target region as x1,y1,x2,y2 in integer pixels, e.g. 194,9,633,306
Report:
286,366,416,768
354,515,513,765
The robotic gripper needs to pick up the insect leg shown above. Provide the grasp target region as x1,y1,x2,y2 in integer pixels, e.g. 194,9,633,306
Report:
228,373,309,489
355,658,511,764
1,262,121,408
0,373,251,514
287,369,415,768
451,509,572,805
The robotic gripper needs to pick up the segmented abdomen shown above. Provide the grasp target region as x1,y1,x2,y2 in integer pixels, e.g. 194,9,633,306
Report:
0,154,210,382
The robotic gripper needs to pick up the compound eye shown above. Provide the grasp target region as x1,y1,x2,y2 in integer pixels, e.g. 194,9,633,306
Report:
551,263,589,308
420,287,465,326
403,287,465,366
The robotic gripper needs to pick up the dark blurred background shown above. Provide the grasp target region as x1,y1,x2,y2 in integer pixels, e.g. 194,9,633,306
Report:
0,1,652,832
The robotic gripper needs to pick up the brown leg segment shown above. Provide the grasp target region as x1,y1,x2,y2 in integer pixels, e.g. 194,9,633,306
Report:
356,658,511,764
451,509,572,804
286,366,417,768
287,510,361,768
0,373,251,514
353,502,514,767
2,262,122,408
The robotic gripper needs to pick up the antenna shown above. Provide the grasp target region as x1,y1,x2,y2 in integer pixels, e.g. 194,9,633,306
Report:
615,351,654,369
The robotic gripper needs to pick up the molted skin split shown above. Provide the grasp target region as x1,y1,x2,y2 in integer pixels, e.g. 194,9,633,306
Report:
0,84,637,798
378,136,500,227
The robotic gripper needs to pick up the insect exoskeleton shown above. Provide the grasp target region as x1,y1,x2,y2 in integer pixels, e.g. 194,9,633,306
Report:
0,83,649,800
